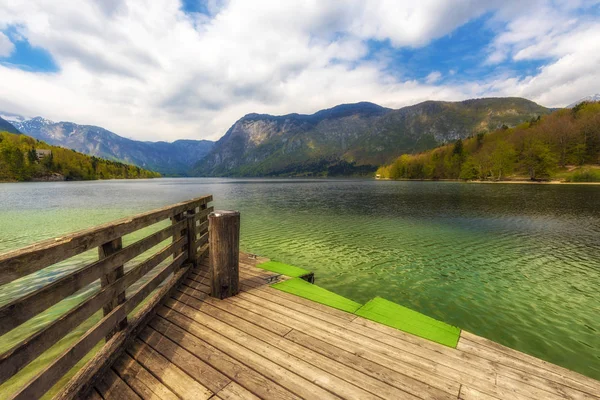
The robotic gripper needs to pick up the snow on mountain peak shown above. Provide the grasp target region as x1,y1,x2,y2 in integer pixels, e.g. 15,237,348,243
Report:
567,94,600,108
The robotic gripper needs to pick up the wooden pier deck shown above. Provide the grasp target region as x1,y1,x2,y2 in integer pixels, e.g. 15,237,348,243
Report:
88,256,600,400
1,197,599,400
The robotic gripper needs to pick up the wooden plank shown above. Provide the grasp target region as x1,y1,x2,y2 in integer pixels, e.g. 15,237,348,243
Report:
150,316,300,400
0,238,185,386
112,352,179,400
172,294,420,400
127,339,213,400
460,332,600,394
459,385,501,400
186,211,198,267
176,286,293,336
243,288,497,382
253,285,359,322
171,213,186,259
0,220,186,337
183,278,211,294
11,253,186,400
196,231,209,249
285,329,455,400
156,306,339,400
86,389,103,400
99,237,127,340
227,293,459,395
233,292,538,400
164,299,382,400
138,326,231,393
55,262,192,400
0,195,211,286
216,382,261,400
458,337,600,399
96,368,141,400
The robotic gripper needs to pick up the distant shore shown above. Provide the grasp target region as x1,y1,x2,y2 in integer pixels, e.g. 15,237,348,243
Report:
376,178,600,185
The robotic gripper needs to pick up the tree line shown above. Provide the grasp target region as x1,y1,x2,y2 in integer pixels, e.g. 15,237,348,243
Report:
376,102,600,182
0,131,161,182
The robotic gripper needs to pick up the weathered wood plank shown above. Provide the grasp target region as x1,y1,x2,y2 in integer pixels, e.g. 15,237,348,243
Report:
186,211,198,267
156,305,339,400
149,316,300,400
176,286,293,336
173,293,422,400
0,220,185,337
11,253,187,400
242,288,497,384
285,329,455,400
96,368,141,400
99,237,127,341
164,299,380,400
227,293,459,396
112,352,180,400
0,238,185,386
127,338,213,400
0,195,211,286
55,263,192,400
138,326,231,393
458,337,600,399
216,382,261,400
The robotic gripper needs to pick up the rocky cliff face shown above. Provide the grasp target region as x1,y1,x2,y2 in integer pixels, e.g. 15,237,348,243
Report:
10,117,214,176
193,98,550,176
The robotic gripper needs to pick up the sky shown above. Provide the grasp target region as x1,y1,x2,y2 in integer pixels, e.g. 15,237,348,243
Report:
0,0,599,142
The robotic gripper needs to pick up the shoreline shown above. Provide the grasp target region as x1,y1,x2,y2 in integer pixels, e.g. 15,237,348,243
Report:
375,178,600,185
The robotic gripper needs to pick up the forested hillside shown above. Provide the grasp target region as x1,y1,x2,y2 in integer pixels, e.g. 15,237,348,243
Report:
0,131,160,182
376,102,600,182
194,98,549,177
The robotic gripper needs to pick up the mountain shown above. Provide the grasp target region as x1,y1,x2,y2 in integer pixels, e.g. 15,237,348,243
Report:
0,116,21,134
192,98,550,177
377,101,600,182
567,94,600,108
0,130,160,182
8,116,214,176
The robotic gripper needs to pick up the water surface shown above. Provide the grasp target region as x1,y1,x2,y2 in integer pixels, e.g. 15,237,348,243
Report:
1,178,599,382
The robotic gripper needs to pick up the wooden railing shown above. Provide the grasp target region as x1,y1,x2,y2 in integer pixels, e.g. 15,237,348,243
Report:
0,195,213,399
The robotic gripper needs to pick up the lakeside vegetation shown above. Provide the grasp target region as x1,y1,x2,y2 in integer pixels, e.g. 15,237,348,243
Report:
376,102,600,182
0,131,160,182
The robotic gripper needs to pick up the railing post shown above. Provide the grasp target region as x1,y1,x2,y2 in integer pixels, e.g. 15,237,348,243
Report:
98,238,126,341
209,210,240,299
170,212,186,259
186,208,198,267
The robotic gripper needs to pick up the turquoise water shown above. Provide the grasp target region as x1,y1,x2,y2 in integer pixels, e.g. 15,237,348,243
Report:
0,178,599,383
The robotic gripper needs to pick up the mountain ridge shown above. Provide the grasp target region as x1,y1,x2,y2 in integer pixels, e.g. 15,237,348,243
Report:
193,97,551,177
6,115,214,176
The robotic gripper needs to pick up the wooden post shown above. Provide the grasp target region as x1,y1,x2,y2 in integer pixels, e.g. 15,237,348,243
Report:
98,238,127,341
170,212,185,258
209,210,240,299
186,209,197,267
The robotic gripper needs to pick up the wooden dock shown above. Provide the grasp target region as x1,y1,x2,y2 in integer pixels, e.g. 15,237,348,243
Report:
0,196,599,399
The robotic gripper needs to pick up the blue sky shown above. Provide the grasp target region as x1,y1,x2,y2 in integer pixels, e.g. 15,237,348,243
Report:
1,0,599,141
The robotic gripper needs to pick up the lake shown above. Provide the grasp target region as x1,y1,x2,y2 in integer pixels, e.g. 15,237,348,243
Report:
1,177,599,385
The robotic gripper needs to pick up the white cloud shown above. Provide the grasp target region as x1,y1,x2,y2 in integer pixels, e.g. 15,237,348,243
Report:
0,0,598,141
425,71,442,84
0,32,14,57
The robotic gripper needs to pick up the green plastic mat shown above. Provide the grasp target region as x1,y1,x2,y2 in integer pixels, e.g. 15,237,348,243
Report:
271,278,362,313
257,261,312,278
355,297,461,348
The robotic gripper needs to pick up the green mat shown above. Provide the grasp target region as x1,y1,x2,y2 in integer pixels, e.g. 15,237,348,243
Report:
271,278,362,313
257,261,312,278
355,297,461,348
